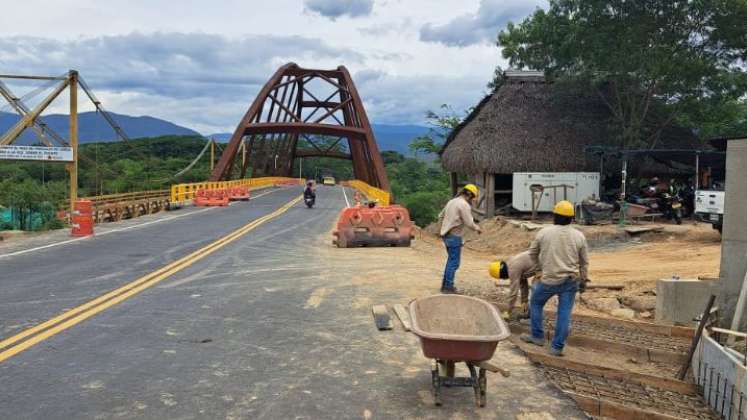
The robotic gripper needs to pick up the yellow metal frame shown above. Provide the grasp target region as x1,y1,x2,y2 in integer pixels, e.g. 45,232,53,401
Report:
170,177,301,206
345,180,391,206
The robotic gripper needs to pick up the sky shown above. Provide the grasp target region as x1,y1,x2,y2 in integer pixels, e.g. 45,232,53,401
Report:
0,0,545,134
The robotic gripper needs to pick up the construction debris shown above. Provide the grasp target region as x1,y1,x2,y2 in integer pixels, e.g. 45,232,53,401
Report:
371,305,393,330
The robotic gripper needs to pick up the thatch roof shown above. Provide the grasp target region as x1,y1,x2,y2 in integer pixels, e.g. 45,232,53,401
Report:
440,72,699,175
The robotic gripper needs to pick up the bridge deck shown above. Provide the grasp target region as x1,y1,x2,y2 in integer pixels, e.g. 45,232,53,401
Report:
0,185,582,419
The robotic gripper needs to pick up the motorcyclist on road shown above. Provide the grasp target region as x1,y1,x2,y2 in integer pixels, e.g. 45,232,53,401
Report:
304,181,316,198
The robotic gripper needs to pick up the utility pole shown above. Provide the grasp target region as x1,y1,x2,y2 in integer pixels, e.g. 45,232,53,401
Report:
210,139,215,172
241,139,246,171
299,157,303,179
68,70,78,217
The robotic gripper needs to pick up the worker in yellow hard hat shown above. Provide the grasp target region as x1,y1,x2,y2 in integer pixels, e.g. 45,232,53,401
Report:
521,200,589,357
437,184,482,293
489,250,537,320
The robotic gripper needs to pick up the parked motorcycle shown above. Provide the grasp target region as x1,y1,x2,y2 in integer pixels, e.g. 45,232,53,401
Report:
660,192,683,224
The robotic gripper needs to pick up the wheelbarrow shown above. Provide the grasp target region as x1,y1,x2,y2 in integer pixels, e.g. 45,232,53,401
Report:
409,294,511,407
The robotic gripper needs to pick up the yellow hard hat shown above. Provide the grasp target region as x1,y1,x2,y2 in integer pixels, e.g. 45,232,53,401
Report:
488,260,508,279
489,261,502,279
553,200,575,217
464,184,479,197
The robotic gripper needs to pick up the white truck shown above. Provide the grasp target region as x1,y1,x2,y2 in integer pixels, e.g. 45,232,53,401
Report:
695,189,725,233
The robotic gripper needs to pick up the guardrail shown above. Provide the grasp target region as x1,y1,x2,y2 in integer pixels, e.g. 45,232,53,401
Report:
344,180,391,206
80,189,171,223
170,177,302,206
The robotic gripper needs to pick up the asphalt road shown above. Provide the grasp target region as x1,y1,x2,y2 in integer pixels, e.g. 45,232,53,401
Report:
0,185,583,419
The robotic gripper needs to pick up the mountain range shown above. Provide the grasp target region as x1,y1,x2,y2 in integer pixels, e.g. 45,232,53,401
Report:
0,111,429,155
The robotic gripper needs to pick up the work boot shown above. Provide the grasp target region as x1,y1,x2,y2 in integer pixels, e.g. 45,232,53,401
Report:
549,347,564,357
520,334,545,347
441,287,459,294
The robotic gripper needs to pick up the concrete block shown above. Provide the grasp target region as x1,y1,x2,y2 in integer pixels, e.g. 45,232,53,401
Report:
719,139,747,328
656,278,718,326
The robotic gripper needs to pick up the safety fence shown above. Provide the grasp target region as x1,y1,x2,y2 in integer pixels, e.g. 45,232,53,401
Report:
344,180,391,206
170,177,302,206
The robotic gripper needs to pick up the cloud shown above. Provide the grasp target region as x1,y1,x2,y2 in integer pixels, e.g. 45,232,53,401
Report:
304,0,374,20
419,0,545,47
354,71,489,125
0,33,365,132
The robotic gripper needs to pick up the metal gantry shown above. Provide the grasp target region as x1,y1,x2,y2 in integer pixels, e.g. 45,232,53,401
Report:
210,63,390,192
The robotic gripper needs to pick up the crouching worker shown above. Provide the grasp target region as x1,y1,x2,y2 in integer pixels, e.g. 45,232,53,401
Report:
489,250,537,320
521,201,589,356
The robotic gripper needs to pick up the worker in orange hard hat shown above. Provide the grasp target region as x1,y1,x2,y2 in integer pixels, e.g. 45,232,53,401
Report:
437,184,482,294
521,200,589,357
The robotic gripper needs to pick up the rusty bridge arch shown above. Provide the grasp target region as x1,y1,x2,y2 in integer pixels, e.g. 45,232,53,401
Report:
210,63,390,191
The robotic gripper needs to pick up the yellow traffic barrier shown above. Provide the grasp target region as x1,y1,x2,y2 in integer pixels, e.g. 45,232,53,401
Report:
170,177,301,207
345,180,391,206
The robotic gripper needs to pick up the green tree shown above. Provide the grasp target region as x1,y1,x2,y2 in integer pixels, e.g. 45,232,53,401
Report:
498,0,747,148
408,105,465,156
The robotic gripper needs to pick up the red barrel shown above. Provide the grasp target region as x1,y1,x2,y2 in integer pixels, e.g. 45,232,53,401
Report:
74,200,93,215
71,200,94,236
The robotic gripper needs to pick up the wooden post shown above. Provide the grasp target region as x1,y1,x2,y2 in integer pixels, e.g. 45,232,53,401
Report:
450,172,458,196
68,71,78,217
485,173,495,217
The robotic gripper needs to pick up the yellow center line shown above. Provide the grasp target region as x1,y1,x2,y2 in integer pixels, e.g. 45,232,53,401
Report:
0,195,302,363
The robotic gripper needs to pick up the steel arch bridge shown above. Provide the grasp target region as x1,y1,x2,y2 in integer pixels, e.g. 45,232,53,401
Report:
210,63,390,191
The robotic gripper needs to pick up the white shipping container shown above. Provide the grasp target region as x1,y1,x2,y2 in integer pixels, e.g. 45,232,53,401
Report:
512,172,600,212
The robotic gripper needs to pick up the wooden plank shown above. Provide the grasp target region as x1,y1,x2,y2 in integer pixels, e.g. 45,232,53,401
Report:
392,304,411,331
525,349,697,395
372,305,392,330
624,225,664,234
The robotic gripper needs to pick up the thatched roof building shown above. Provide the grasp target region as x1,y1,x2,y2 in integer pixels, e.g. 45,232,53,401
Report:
441,72,616,174
440,71,701,215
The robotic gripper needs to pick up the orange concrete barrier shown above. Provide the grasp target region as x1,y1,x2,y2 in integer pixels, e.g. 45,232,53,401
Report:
228,186,251,201
194,189,230,207
332,204,414,248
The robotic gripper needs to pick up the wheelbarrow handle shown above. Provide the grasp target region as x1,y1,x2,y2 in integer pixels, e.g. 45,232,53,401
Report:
476,361,510,378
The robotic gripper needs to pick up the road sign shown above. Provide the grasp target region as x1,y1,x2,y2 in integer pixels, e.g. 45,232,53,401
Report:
0,145,73,162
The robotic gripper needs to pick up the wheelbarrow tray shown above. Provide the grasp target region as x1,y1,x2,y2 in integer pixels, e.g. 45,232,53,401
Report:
409,295,510,362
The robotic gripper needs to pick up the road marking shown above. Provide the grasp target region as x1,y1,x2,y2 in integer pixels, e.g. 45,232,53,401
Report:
0,187,282,260
0,195,302,363
341,186,351,208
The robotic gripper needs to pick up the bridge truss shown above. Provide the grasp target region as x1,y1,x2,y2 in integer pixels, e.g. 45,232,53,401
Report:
210,63,390,192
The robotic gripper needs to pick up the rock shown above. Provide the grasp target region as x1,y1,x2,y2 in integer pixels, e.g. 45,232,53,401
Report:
585,297,621,313
639,311,653,319
611,308,636,319
621,295,656,312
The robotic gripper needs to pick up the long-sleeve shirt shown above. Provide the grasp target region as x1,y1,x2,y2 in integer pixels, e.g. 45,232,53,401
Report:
528,225,589,285
439,196,479,237
507,251,538,283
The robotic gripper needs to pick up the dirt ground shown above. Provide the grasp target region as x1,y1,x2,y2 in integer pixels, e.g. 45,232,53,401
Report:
420,219,721,320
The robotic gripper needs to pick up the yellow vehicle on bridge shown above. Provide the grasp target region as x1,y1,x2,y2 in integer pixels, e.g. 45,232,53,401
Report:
322,176,336,186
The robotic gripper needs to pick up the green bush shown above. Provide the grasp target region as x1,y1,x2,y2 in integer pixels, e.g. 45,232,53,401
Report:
400,190,450,227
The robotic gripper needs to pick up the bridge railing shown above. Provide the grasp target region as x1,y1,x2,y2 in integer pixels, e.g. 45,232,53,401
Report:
344,180,391,206
170,177,302,206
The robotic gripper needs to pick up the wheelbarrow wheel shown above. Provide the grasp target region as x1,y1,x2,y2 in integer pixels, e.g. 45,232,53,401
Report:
431,364,442,406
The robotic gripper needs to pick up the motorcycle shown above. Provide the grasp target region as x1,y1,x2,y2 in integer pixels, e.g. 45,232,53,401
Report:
304,195,315,208
660,192,683,224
